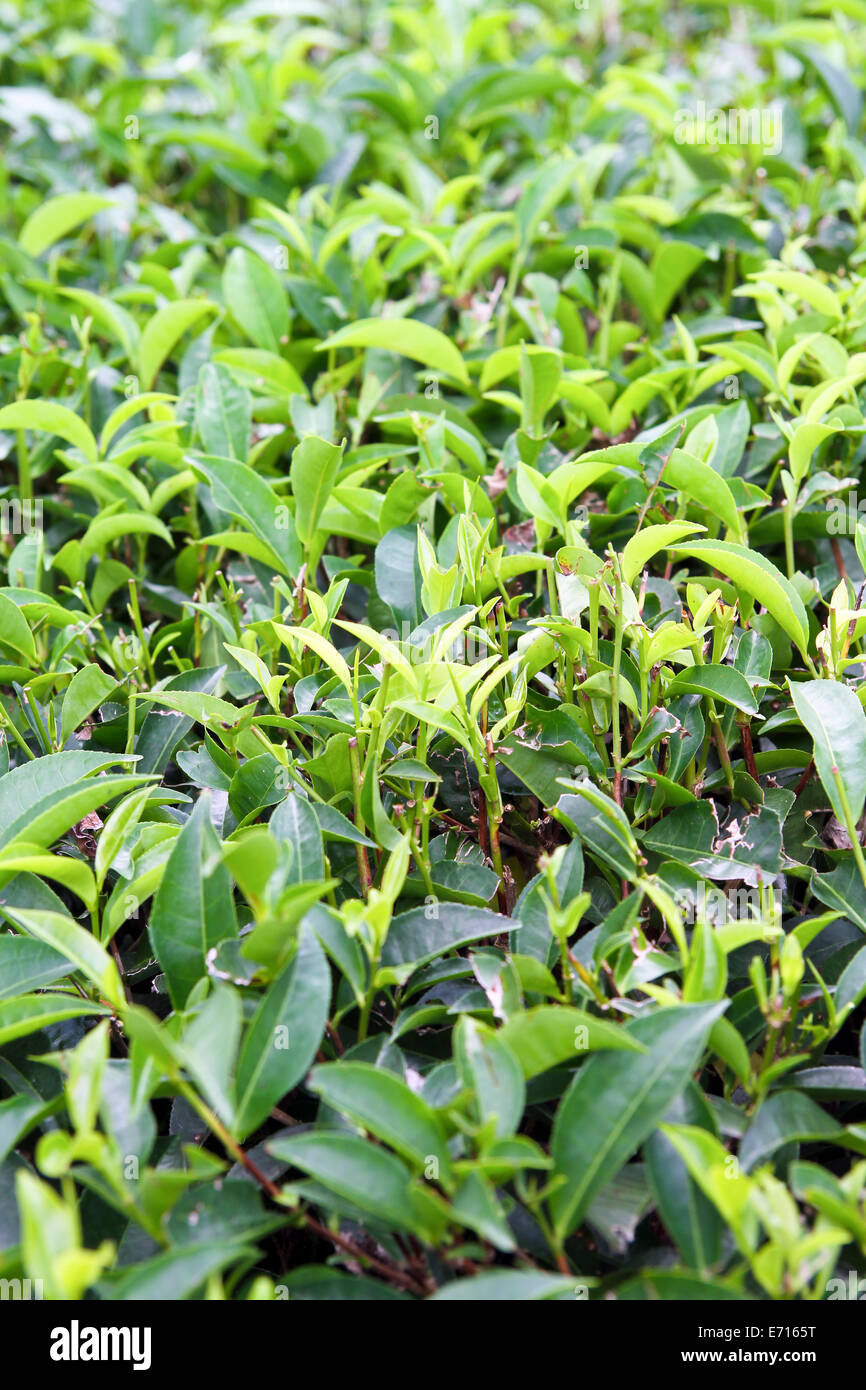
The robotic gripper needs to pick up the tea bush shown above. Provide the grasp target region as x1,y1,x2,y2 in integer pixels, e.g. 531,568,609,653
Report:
1,0,866,1302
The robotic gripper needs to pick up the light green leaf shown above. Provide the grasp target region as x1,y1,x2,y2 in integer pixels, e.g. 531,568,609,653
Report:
19,192,113,256
622,522,705,587
222,247,290,353
138,299,216,389
290,435,344,546
788,678,866,827
0,401,97,464
3,908,124,1009
498,1006,646,1077
0,993,111,1046
670,541,810,656
319,318,469,386
60,663,119,745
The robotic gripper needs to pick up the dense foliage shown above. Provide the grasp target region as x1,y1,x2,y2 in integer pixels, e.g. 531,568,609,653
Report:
2,0,866,1302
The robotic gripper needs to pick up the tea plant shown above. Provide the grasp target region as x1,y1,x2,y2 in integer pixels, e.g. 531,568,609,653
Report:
2,0,866,1302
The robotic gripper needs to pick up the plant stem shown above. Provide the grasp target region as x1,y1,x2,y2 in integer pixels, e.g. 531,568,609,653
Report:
127,580,156,683
357,959,380,1044
738,717,759,782
348,736,373,894
782,498,795,579
710,709,735,795
16,429,31,504
610,555,624,805
833,769,866,891
0,704,34,760
178,1082,426,1294
125,691,136,758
